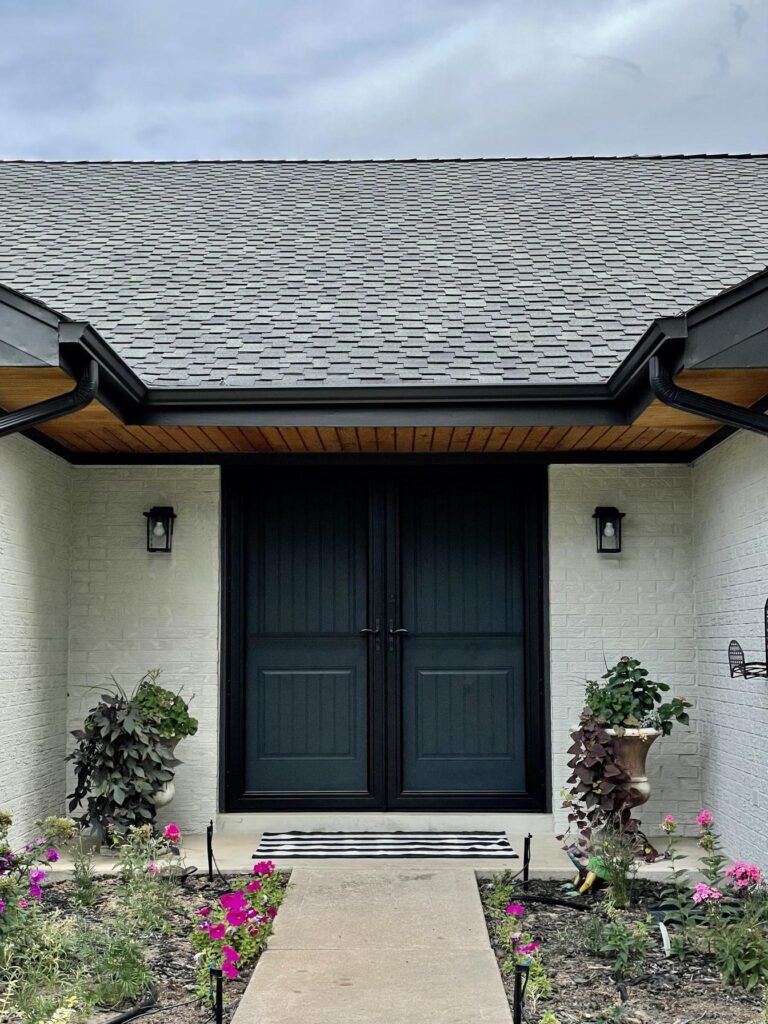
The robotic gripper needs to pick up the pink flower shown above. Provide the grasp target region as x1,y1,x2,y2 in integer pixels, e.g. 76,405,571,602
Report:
198,922,211,932
220,890,248,910
226,909,248,928
163,823,181,843
146,861,160,875
46,849,59,862
197,906,212,917
222,945,241,963
222,959,239,980
725,862,764,889
696,809,714,827
252,860,275,876
29,885,42,899
18,898,28,909
246,879,262,892
505,903,524,917
0,899,5,914
692,883,722,904
209,923,226,940
660,814,677,834
266,906,277,919
517,941,540,954
29,869,46,885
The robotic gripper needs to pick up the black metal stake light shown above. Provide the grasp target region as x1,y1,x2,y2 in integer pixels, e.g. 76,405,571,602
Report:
593,506,625,553
523,833,532,891
210,967,223,1024
143,506,176,553
513,960,530,1024
207,819,214,883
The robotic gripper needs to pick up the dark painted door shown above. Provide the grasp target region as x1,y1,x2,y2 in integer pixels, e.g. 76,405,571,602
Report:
388,471,531,808
224,466,545,811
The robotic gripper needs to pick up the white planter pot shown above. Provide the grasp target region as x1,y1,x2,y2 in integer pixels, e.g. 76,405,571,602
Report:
605,727,661,808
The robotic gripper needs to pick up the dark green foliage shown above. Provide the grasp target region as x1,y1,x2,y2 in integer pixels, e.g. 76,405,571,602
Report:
711,894,768,991
67,691,178,838
584,656,691,735
132,669,198,739
583,914,651,977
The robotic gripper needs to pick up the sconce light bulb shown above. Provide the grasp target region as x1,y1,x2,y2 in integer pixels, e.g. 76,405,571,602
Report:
153,521,166,538
603,522,615,538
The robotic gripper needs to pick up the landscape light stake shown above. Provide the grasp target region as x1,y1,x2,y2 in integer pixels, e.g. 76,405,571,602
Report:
210,967,223,1024
512,960,530,1024
523,833,532,891
207,819,214,883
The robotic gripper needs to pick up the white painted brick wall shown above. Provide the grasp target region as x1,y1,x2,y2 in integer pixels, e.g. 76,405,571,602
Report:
0,435,71,845
548,464,700,836
67,466,220,833
693,431,768,871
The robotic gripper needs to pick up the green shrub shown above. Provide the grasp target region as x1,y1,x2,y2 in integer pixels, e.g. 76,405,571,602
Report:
133,669,198,739
583,914,651,977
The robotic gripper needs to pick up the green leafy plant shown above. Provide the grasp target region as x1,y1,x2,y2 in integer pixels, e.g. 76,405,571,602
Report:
67,688,177,838
112,823,184,935
132,669,198,740
712,898,768,991
584,656,691,735
70,828,98,909
590,824,640,910
583,914,651,977
539,1012,563,1024
0,811,74,941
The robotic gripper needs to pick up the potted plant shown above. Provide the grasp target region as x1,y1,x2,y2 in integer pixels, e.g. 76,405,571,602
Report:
582,656,691,807
68,671,198,840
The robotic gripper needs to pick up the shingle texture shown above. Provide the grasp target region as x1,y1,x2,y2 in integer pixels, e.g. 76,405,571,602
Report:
0,157,766,388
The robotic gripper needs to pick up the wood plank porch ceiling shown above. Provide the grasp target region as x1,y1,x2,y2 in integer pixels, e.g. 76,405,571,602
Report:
2,366,768,456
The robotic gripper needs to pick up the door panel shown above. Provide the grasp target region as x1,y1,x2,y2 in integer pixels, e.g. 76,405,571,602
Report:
393,474,528,803
240,472,378,801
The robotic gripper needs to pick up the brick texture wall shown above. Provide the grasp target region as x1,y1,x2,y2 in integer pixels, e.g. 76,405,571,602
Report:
0,435,72,845
67,466,221,833
548,464,700,835
693,431,768,870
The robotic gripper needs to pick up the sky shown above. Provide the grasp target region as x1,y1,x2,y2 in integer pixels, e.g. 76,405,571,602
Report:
0,0,765,160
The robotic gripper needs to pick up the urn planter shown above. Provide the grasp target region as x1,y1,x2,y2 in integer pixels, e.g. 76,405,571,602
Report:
152,736,180,808
605,727,660,807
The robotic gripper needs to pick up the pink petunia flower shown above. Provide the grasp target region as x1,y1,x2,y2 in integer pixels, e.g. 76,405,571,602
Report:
696,809,714,827
252,860,275,876
222,945,241,963
505,903,524,917
222,959,239,980
208,923,227,940
517,942,540,954
266,906,277,919
692,883,722,904
197,906,212,917
246,879,262,892
220,890,248,910
198,922,211,932
163,823,181,843
226,909,248,928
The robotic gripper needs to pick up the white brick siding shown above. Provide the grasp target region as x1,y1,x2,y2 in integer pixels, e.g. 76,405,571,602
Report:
67,466,221,833
548,464,700,834
0,435,71,845
693,431,768,871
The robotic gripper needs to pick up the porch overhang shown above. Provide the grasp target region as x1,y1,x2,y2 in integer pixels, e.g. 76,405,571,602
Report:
1,269,767,461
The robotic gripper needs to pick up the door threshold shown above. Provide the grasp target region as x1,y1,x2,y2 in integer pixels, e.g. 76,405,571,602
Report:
217,811,553,834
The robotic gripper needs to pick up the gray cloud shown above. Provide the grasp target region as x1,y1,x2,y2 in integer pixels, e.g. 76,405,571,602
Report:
0,0,765,159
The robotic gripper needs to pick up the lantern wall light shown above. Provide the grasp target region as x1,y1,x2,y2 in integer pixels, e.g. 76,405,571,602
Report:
143,506,176,553
593,506,625,554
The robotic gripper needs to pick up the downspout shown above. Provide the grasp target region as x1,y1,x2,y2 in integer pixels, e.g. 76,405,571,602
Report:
0,359,99,439
649,348,768,438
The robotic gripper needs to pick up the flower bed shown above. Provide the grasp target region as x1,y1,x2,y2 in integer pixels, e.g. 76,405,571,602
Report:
479,811,767,1023
0,816,289,1024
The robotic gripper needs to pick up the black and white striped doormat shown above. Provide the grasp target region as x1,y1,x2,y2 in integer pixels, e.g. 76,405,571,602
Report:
254,831,517,858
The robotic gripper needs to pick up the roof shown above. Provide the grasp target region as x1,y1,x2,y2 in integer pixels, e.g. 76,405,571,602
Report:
0,155,766,389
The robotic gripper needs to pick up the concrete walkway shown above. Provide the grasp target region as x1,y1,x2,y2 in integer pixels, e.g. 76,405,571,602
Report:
233,865,513,1024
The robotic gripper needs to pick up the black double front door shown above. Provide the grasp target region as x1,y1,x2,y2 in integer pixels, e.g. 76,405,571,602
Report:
224,466,546,811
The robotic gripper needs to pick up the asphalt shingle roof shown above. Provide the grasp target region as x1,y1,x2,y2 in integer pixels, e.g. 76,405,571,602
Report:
0,156,766,389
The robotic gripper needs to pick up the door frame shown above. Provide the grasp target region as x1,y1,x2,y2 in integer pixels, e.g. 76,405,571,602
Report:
221,460,550,813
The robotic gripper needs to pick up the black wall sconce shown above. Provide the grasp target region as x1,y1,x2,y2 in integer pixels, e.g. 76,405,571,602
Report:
593,506,625,553
143,506,176,553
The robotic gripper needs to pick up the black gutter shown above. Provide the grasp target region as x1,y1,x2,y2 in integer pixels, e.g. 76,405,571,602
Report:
649,347,768,438
0,360,99,438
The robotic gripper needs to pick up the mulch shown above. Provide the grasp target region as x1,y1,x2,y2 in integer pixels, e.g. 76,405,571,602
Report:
479,877,763,1024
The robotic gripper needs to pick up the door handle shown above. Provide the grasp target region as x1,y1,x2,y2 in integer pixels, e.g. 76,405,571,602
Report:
388,621,409,651
360,619,380,636
389,627,409,635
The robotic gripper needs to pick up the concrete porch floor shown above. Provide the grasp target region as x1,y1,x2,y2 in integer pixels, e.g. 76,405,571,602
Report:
50,828,703,878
